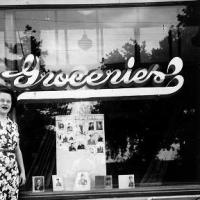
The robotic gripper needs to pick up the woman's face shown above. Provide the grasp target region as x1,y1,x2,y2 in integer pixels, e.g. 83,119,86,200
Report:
0,92,12,116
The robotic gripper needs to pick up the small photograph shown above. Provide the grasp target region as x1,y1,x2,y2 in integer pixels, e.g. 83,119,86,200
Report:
69,142,76,152
56,133,62,146
96,121,103,130
88,122,95,131
66,122,73,132
87,134,96,145
118,174,135,189
77,142,85,150
78,124,85,135
62,135,69,144
97,143,104,153
57,122,64,130
68,136,74,143
52,175,64,191
97,135,103,142
95,176,105,189
88,146,96,154
73,171,91,191
128,175,135,188
105,175,113,189
32,176,45,192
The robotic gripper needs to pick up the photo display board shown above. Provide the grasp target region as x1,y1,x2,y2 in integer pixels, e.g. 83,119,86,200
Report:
56,114,106,190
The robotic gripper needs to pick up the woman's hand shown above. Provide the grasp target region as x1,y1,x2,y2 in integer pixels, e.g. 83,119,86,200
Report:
19,171,26,186
15,144,26,186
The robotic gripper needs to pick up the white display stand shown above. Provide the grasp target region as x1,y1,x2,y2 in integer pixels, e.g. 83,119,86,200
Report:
56,114,106,190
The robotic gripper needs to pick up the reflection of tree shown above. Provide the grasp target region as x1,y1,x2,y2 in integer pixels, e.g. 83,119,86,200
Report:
5,25,47,73
104,39,151,65
105,49,125,64
178,3,200,47
104,5,200,64
103,3,200,184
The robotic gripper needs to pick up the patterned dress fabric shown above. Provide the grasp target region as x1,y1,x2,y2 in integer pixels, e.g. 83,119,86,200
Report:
0,118,19,200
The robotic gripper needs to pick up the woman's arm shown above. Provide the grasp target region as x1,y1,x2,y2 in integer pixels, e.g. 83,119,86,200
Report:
15,144,26,186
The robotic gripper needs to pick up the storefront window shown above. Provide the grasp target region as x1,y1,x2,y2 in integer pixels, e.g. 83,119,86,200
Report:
0,2,199,192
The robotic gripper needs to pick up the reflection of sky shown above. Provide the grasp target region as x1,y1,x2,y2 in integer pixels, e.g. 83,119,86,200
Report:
0,32,5,72
103,28,134,57
140,27,169,53
0,5,185,72
68,29,97,68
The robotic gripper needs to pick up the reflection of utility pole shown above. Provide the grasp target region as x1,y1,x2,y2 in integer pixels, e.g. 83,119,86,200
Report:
96,10,100,63
64,29,69,65
177,26,181,57
100,26,104,61
55,10,59,66
4,11,17,70
168,29,173,59
134,40,140,64
134,27,140,64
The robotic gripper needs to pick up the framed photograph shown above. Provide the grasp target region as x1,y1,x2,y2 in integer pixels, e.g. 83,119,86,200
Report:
96,121,103,130
32,176,45,192
52,175,64,191
58,122,65,130
66,122,73,132
97,143,104,153
73,171,91,191
88,121,95,131
95,176,105,189
118,174,135,189
105,175,113,189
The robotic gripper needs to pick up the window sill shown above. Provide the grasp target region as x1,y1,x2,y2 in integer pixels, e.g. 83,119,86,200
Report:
19,184,200,199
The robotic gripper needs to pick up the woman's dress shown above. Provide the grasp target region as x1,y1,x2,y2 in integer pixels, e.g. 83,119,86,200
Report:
0,118,19,200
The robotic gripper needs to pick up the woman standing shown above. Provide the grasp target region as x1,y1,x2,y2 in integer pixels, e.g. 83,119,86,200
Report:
0,86,26,200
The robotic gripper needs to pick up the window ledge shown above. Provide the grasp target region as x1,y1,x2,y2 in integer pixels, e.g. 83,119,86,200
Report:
20,184,200,199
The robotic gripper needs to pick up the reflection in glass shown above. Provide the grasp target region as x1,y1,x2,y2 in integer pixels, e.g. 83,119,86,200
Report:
0,3,199,190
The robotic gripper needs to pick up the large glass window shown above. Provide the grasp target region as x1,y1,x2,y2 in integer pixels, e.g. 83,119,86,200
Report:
0,2,199,191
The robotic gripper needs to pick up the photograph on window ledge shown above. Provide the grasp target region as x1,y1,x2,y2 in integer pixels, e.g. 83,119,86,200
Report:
105,175,113,189
118,175,135,189
52,175,64,191
73,171,91,191
95,176,105,189
32,176,45,192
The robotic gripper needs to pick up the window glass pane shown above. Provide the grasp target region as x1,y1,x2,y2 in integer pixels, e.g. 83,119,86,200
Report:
0,3,199,191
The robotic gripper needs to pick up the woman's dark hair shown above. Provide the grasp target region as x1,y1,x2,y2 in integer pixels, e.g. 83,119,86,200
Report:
0,85,16,111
